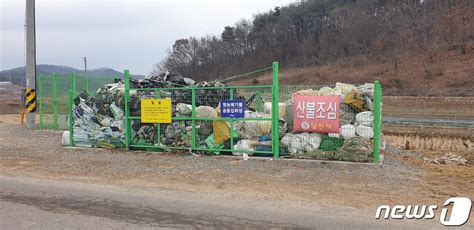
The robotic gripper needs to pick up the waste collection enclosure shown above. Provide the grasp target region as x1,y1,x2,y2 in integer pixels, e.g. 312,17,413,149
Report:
40,62,382,162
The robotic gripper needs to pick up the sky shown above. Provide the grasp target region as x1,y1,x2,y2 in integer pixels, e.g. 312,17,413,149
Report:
0,0,295,75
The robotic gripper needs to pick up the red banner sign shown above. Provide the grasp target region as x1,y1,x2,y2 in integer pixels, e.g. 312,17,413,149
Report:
293,95,340,133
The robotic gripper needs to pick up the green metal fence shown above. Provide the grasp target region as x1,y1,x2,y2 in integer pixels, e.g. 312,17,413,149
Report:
61,61,382,162
121,63,281,158
38,73,121,130
122,62,381,162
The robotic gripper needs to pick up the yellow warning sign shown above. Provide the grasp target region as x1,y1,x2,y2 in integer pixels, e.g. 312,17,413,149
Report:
141,98,172,123
25,88,36,113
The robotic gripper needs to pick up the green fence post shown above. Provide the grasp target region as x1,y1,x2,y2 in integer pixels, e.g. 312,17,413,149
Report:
52,73,58,130
124,70,130,150
373,81,382,163
71,72,77,99
156,89,161,147
229,88,235,152
38,74,43,129
191,87,197,150
271,61,280,160
68,89,74,146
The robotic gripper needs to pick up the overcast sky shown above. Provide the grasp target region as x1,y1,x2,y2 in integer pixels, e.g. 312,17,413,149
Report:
0,0,295,75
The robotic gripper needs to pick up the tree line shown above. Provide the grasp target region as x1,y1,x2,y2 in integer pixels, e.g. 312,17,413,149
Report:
155,0,473,81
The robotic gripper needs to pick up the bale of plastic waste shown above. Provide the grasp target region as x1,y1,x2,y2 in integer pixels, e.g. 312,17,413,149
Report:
356,125,373,139
357,83,374,111
263,102,287,119
340,124,356,139
195,106,217,136
196,106,218,118
340,103,356,125
281,133,321,155
236,111,272,140
233,139,253,156
335,136,373,162
318,135,344,151
176,103,192,116
61,131,70,146
356,111,373,127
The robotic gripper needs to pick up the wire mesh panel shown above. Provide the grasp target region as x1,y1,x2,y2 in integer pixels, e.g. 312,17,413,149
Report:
56,74,72,130
39,73,123,130
127,86,275,157
62,63,382,162
38,75,54,129
123,63,382,162
278,83,378,162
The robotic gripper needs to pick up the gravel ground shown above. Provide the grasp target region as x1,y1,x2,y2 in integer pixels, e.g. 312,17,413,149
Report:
0,115,472,212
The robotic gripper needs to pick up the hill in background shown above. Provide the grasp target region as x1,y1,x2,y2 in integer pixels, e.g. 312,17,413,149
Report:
158,0,473,96
0,65,144,86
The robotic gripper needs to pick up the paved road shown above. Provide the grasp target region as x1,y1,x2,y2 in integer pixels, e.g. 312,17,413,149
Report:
0,175,451,229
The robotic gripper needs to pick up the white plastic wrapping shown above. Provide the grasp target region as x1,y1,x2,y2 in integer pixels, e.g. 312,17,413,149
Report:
356,111,374,127
355,125,373,139
340,124,356,139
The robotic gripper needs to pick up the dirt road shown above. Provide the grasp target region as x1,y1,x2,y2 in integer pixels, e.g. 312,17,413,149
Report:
0,115,473,228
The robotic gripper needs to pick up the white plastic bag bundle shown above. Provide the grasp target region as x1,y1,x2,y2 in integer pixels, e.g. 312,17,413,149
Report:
61,131,70,146
233,140,253,156
176,103,192,115
356,125,373,139
303,133,321,152
263,102,287,118
196,106,217,118
356,111,373,127
340,124,356,139
280,133,321,154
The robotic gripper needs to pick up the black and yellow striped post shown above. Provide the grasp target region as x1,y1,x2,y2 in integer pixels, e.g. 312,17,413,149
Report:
25,88,37,113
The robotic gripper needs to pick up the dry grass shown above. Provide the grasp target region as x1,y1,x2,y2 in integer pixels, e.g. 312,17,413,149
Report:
230,50,474,96
385,134,472,152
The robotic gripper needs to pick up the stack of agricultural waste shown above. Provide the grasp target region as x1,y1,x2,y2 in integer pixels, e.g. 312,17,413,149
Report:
62,80,126,148
62,72,232,148
278,83,376,162
63,73,378,162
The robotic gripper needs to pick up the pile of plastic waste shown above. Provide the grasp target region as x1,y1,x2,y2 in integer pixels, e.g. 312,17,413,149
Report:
62,73,377,162
279,82,376,162
62,80,126,148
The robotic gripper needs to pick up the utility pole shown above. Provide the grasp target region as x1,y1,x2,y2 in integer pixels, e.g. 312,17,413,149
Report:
25,0,36,129
83,57,87,92
83,57,87,77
